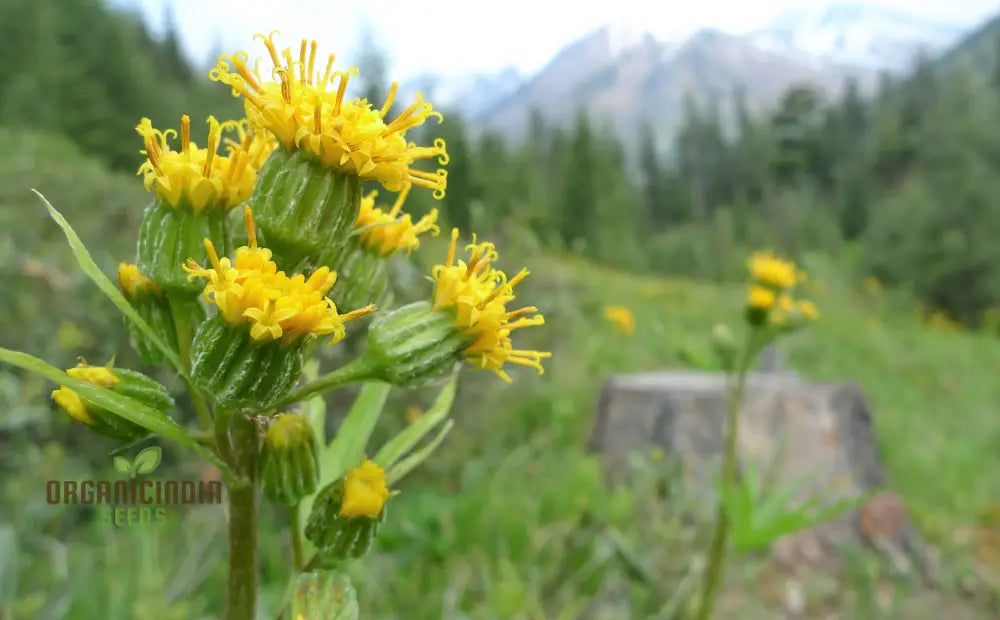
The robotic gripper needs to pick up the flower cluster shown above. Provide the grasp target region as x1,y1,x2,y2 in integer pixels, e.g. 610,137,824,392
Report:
432,229,551,382
209,33,449,197
183,207,374,344
136,115,276,212
355,187,440,256
745,251,817,327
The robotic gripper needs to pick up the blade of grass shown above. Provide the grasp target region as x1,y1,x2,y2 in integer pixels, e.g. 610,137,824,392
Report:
32,190,183,373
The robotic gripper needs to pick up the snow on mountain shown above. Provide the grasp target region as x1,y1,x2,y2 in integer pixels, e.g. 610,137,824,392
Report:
749,3,970,71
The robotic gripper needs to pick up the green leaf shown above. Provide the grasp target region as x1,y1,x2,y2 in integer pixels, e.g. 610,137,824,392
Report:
386,419,454,485
32,190,183,373
113,456,131,474
373,375,456,469
133,446,163,475
0,347,232,480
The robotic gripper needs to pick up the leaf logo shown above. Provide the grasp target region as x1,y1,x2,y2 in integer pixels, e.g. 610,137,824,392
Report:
113,446,162,479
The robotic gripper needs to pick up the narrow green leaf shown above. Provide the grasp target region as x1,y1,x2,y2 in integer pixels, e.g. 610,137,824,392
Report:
386,419,454,485
0,347,230,478
373,375,456,469
32,190,183,372
320,382,391,484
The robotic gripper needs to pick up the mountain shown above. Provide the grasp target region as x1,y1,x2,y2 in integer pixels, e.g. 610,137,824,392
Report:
470,24,878,150
457,4,981,152
750,3,970,72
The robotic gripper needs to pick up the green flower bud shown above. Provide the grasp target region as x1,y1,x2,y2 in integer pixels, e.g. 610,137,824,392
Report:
290,570,359,620
189,315,304,411
262,413,320,506
305,459,391,561
250,149,361,271
117,263,178,365
137,198,229,296
51,363,173,443
363,301,464,389
321,241,392,313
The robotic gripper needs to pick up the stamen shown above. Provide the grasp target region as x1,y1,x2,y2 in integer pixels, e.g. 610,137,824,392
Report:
180,115,191,152
244,206,257,248
380,82,399,118
204,239,223,272
307,41,317,85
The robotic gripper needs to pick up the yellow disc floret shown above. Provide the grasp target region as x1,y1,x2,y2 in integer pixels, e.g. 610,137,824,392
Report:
208,32,449,197
355,185,439,256
184,207,375,345
117,263,162,299
339,459,390,518
432,229,551,382
136,115,276,212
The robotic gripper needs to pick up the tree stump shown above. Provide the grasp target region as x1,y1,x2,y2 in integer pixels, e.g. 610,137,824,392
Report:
589,370,930,578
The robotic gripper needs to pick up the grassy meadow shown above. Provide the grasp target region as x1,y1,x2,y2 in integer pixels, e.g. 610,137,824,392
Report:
1,129,998,618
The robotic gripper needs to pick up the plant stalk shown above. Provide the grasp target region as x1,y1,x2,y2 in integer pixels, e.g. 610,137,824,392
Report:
271,356,379,410
693,335,757,620
289,504,304,571
168,293,213,430
225,411,261,620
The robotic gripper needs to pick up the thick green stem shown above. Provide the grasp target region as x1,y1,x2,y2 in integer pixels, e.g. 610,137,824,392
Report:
271,356,379,410
693,335,757,620
168,293,213,430
226,412,261,620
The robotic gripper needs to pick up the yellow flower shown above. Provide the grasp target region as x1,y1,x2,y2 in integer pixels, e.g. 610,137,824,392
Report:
747,285,777,310
136,115,276,212
51,386,92,425
50,361,119,426
355,186,440,256
265,412,313,449
748,251,798,289
798,300,819,321
431,229,551,382
184,207,374,344
603,306,635,335
117,263,161,299
209,32,449,197
340,459,390,518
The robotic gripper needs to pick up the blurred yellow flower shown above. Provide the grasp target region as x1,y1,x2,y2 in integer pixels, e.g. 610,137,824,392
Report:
184,207,374,344
748,286,777,310
210,32,448,197
603,305,635,335
748,251,798,289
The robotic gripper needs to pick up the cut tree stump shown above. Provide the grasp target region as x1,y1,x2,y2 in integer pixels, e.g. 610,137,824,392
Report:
589,369,932,578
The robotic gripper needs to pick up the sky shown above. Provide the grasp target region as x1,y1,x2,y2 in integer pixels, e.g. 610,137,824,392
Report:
118,0,999,80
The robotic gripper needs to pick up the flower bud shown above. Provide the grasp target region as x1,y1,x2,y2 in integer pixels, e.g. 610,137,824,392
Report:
711,322,737,370
305,459,391,561
321,241,392,313
51,363,174,443
137,199,230,295
363,302,464,389
290,570,359,620
250,149,361,271
261,413,320,506
189,315,303,411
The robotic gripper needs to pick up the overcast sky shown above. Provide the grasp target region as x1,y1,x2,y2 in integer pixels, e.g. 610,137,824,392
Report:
118,0,998,80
